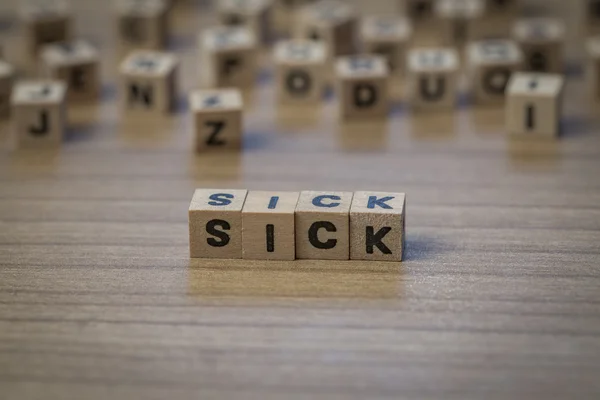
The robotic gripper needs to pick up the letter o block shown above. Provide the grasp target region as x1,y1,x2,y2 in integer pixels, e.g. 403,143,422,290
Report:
407,47,459,110
350,192,406,262
295,191,353,260
189,189,248,259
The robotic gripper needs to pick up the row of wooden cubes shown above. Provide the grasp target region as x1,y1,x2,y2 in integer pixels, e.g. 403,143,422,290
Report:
189,189,406,262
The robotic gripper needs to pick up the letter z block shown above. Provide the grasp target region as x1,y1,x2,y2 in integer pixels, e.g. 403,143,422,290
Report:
513,18,565,74
119,50,178,113
115,0,168,50
336,55,389,120
407,48,459,110
189,88,243,152
242,191,300,260
506,72,564,138
350,191,406,262
20,0,72,57
189,189,248,259
295,191,353,260
10,80,67,149
0,60,15,119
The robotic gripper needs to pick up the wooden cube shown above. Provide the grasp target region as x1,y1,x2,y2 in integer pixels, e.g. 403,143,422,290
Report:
513,18,565,74
20,0,72,57
273,0,317,35
190,88,243,152
350,191,406,262
0,60,15,119
119,50,178,113
467,39,523,104
586,36,600,101
506,72,564,138
400,0,435,23
115,0,168,50
587,0,600,36
295,0,357,59
407,48,460,110
335,55,389,120
242,191,300,260
10,80,67,148
189,189,248,259
200,26,258,88
435,0,485,46
217,0,273,46
295,191,353,260
274,39,327,104
40,40,100,101
360,16,412,73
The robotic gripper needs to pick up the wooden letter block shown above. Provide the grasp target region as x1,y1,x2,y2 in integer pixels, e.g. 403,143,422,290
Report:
296,1,357,58
513,18,565,74
20,0,72,57
115,0,168,50
242,191,300,260
586,36,600,101
435,0,485,46
587,0,600,36
360,16,412,73
336,55,389,120
273,0,317,35
217,0,273,46
295,191,353,260
350,191,406,262
506,72,564,138
10,80,67,148
41,40,100,101
200,27,257,88
407,48,459,110
274,39,327,104
190,89,243,152
189,189,248,259
0,60,15,119
119,50,178,113
467,39,523,105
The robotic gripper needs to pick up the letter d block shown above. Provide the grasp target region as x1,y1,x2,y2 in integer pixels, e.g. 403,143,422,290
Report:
189,189,248,259
295,191,353,260
350,192,406,262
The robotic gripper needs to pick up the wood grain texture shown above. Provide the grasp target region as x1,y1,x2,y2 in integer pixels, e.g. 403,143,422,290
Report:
0,0,600,399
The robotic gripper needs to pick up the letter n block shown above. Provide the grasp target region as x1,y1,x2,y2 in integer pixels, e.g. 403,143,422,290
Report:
242,191,300,260
295,191,353,260
513,18,565,74
189,189,248,259
407,48,459,110
0,60,15,119
586,36,600,101
10,80,67,149
119,50,178,113
115,0,168,50
189,88,243,153
350,191,406,262
20,0,72,57
274,39,327,104
336,55,389,120
506,72,564,138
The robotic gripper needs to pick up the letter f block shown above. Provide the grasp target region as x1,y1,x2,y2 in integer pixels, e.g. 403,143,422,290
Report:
189,189,248,259
350,191,406,262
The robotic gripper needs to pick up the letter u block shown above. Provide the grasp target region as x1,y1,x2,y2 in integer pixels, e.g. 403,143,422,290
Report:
189,189,248,259
407,47,459,110
10,80,67,149
242,191,300,260
336,55,389,120
350,192,406,262
295,191,353,260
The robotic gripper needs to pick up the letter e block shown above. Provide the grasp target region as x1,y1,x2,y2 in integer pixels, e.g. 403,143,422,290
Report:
407,48,459,110
295,191,353,260
190,89,243,152
506,72,564,138
0,61,15,119
20,0,72,57
513,18,565,74
10,80,67,149
586,36,600,101
218,0,273,46
336,55,389,120
242,191,300,260
350,191,406,262
116,0,168,50
189,189,248,259
119,50,178,113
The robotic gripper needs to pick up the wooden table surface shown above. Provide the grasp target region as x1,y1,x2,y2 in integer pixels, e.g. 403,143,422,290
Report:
1,1,600,399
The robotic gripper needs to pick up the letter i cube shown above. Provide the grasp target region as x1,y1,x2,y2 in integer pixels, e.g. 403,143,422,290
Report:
360,16,412,74
10,80,67,149
586,36,600,101
20,0,72,57
189,189,248,259
506,72,564,138
0,60,15,119
119,50,178,113
407,48,459,110
336,55,389,120
189,88,243,153
274,39,327,104
350,191,406,262
115,0,168,50
217,0,273,46
295,191,353,260
513,18,565,74
242,191,300,260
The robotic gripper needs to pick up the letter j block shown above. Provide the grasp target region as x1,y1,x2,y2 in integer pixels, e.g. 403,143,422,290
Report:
350,191,406,262
189,189,248,259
